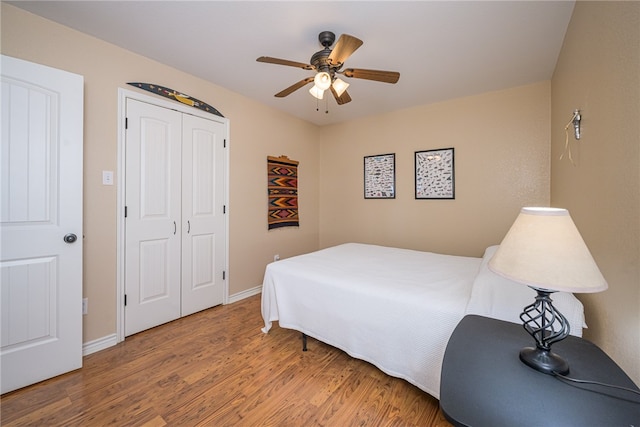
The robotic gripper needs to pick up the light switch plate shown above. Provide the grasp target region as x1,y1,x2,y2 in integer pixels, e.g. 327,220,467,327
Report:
102,171,114,185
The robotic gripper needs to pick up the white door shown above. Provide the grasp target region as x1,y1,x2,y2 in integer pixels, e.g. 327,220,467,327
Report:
124,99,226,335
124,99,182,336
0,55,84,394
181,114,225,315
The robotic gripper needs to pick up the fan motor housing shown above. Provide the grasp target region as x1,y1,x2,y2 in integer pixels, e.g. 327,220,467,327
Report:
318,31,335,47
311,31,340,74
310,49,332,73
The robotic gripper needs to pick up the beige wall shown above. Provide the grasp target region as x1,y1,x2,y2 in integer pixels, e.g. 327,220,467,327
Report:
5,2,638,388
320,82,551,258
1,4,320,343
1,3,553,345
551,1,640,384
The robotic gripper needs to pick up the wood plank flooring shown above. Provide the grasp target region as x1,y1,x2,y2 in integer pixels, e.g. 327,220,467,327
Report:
1,294,452,426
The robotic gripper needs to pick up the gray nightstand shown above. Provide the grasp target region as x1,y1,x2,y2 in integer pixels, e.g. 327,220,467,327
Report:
440,315,640,427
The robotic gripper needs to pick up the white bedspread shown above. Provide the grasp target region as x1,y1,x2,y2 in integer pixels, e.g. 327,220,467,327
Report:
261,243,482,398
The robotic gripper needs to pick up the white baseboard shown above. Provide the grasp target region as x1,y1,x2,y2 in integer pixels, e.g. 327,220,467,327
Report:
81,287,261,357
83,333,118,356
227,285,262,304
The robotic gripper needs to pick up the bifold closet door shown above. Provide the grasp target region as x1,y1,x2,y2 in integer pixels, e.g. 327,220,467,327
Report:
181,114,225,316
125,99,182,336
125,99,225,336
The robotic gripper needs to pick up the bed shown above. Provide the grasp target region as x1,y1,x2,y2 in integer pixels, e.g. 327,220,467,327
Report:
261,243,585,399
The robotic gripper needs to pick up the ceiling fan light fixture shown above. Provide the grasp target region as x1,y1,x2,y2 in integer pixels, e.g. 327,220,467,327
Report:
313,72,331,91
332,78,350,97
309,85,324,99
257,32,399,106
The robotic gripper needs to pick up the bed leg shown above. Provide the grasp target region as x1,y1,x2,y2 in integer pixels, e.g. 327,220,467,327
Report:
302,333,308,351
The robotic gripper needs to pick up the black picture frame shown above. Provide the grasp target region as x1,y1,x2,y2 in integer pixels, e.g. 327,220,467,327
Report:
364,153,396,199
415,148,455,199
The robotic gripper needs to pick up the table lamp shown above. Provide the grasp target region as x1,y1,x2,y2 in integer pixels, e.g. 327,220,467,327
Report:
488,207,608,375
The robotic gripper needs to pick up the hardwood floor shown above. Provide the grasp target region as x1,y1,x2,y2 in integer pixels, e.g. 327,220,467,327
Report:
1,294,452,426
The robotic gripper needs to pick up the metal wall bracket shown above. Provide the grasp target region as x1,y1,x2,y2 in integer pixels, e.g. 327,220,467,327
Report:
572,110,581,140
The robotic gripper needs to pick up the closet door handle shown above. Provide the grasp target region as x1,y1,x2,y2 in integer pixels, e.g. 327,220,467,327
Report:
187,221,191,234
173,221,177,235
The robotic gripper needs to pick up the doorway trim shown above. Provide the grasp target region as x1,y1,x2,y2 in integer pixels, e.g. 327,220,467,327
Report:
116,87,230,343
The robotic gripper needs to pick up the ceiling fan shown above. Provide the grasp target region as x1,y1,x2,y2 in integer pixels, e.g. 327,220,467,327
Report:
257,31,400,105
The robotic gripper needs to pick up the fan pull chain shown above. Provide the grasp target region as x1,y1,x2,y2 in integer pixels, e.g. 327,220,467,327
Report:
315,93,329,114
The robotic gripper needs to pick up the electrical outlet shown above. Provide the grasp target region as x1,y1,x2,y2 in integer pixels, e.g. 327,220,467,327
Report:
274,254,280,262
82,298,88,315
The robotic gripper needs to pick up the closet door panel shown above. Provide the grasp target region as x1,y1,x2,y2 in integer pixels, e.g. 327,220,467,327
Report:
125,99,182,336
181,114,225,315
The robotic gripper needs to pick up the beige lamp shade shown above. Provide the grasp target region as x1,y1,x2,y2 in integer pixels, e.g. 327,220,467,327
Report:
489,207,608,293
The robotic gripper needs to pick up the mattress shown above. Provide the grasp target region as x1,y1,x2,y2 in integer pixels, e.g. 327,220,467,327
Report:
261,243,482,398
261,243,585,398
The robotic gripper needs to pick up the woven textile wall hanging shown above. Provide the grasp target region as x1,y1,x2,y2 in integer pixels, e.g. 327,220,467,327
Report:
267,155,299,229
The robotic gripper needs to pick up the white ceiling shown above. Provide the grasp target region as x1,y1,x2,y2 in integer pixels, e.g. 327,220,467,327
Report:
9,1,575,126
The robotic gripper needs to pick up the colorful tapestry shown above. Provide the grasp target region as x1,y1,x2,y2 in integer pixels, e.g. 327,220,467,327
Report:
268,156,299,229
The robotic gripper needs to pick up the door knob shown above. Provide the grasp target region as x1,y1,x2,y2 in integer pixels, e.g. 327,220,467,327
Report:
63,233,78,243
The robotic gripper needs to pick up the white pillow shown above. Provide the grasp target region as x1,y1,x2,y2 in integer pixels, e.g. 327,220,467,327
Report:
465,245,586,337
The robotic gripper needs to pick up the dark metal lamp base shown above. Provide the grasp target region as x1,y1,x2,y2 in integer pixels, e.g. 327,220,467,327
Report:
520,347,569,375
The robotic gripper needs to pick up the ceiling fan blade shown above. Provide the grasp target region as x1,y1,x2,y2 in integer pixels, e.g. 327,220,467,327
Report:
257,56,314,70
328,34,363,65
330,86,352,105
274,77,315,97
343,68,400,84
